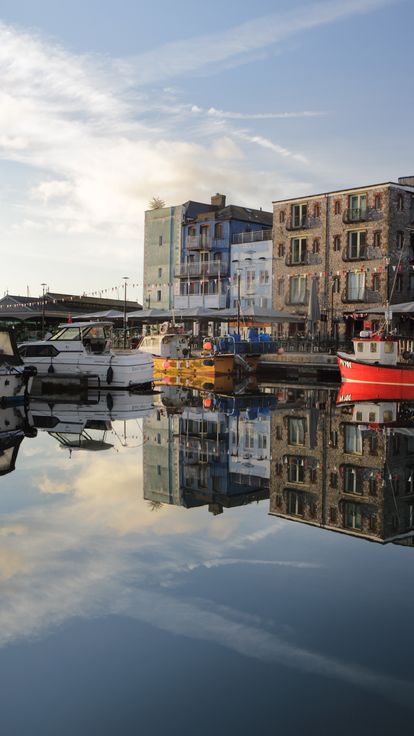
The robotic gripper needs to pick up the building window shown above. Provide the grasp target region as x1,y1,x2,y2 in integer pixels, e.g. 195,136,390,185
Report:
397,193,404,211
334,200,341,215
332,276,340,294
344,502,362,530
330,472,338,488
214,222,223,239
258,433,268,450
312,238,320,254
348,230,366,259
276,425,283,440
291,203,307,228
157,433,161,444
374,193,381,210
259,297,269,308
368,478,377,496
373,231,381,248
288,457,305,483
259,270,269,284
397,231,404,249
396,274,403,292
346,271,366,301
158,267,162,277
372,274,380,291
348,193,367,220
278,243,285,257
343,466,359,493
279,210,285,223
330,430,338,447
159,235,163,246
246,270,256,290
288,417,305,446
277,278,285,296
289,276,307,304
157,464,162,476
291,237,307,264
288,491,304,516
333,235,341,251
313,203,320,218
156,290,162,302
344,424,363,454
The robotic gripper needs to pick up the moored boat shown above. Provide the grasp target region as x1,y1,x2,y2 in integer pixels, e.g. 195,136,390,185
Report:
0,328,36,405
19,321,153,390
337,332,414,401
139,327,235,377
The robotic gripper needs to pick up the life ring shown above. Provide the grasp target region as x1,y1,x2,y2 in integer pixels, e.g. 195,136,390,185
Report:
160,322,169,334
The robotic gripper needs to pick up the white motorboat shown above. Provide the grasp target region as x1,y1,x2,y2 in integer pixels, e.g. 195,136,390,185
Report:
30,390,153,452
19,321,153,390
0,328,36,405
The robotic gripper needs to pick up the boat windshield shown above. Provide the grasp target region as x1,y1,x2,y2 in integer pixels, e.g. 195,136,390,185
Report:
50,327,82,341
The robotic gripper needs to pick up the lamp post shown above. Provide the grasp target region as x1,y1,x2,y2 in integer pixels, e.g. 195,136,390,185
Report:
123,276,129,349
41,282,47,337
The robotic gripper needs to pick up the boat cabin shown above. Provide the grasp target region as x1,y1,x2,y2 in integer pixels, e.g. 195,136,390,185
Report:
352,332,398,366
19,321,113,358
139,332,191,359
351,402,397,425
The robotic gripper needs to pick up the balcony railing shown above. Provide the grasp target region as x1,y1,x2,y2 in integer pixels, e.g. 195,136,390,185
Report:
175,262,228,278
342,207,382,224
285,252,322,266
232,229,273,245
341,288,382,304
342,245,384,262
285,216,320,231
284,290,309,307
186,235,212,250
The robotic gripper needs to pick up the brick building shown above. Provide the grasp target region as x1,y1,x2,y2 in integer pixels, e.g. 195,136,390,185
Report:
272,176,414,341
269,387,414,545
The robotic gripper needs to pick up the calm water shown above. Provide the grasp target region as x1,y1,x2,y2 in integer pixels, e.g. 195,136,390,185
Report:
1,384,414,735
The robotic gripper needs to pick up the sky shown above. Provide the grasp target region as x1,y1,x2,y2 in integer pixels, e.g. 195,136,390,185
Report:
0,0,413,301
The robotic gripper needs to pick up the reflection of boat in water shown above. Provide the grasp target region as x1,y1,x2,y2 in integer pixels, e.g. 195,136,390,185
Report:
19,321,153,390
31,391,153,452
0,404,36,476
337,332,414,400
0,328,36,405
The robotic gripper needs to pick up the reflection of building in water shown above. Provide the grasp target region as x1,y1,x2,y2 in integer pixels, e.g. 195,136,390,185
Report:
270,389,414,545
143,406,180,506
143,387,271,514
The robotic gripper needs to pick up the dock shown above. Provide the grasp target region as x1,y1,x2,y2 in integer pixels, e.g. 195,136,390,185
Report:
258,352,340,383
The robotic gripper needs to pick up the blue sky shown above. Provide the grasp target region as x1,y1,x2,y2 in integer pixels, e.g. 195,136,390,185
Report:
0,0,412,299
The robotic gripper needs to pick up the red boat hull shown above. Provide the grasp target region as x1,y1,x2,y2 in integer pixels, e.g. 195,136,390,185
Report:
337,353,414,401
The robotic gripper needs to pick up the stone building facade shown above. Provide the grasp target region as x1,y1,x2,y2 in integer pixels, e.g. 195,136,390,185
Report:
269,387,414,544
272,177,414,341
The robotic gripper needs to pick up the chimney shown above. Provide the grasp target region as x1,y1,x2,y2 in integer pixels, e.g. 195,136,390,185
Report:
211,193,226,209
398,176,414,187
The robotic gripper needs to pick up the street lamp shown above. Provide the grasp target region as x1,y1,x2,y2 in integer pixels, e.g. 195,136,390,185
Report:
41,282,47,336
123,276,129,349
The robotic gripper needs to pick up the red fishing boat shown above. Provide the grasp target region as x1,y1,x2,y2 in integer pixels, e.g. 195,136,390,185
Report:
337,332,414,401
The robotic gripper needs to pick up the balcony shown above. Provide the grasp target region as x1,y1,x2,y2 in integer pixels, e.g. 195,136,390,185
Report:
174,293,228,310
342,245,384,262
285,216,320,231
284,290,309,307
232,229,273,245
285,252,322,267
175,262,228,278
186,235,212,251
341,288,382,304
342,207,382,224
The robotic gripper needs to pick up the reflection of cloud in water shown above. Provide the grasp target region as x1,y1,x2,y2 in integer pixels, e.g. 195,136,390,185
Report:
0,441,412,708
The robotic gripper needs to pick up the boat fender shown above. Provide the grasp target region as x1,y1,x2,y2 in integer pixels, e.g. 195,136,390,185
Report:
277,347,284,355
182,348,190,357
106,393,114,411
107,366,114,384
163,360,170,370
48,363,55,374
